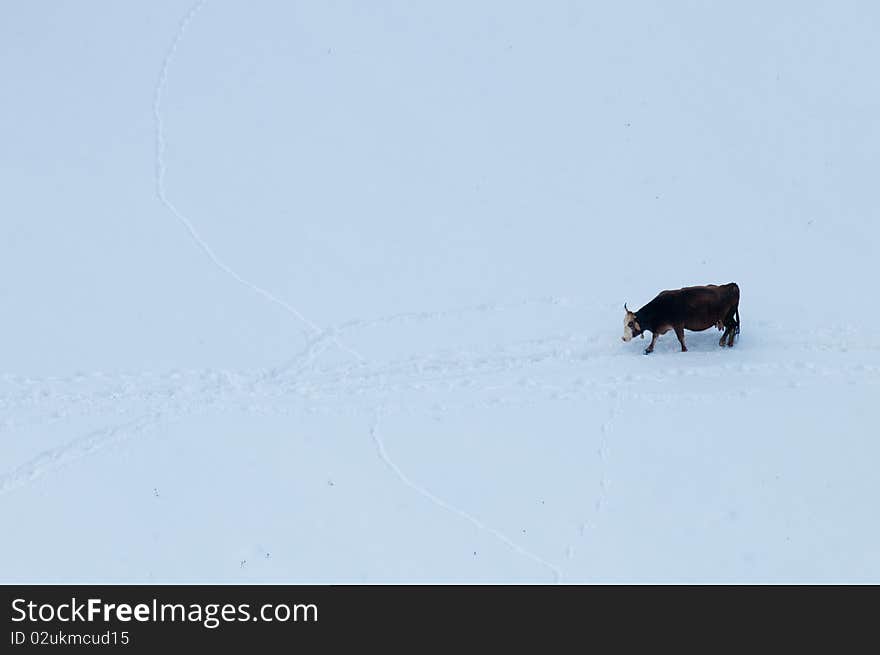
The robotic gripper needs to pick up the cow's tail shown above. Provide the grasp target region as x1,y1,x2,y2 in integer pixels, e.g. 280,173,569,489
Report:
728,282,741,335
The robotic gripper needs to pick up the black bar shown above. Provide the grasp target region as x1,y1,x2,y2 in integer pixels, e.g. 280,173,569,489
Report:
1,585,874,651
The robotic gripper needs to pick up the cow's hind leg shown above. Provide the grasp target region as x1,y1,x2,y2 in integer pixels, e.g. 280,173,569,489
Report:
722,307,737,347
674,325,687,352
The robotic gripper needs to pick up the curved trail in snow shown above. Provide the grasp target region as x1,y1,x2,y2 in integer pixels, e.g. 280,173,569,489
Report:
153,0,364,363
0,413,164,496
370,410,563,582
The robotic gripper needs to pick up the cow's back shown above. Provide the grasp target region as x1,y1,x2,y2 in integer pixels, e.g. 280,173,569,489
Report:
642,284,738,332
676,283,738,309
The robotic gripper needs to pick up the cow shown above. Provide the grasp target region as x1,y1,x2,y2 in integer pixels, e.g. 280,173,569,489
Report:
622,283,740,354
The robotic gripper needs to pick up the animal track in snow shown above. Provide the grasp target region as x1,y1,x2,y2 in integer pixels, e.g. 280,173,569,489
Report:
153,0,363,364
2,315,878,439
369,409,563,583
2,293,878,498
0,413,165,496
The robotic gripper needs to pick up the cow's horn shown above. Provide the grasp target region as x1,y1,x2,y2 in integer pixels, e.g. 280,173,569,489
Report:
624,303,629,312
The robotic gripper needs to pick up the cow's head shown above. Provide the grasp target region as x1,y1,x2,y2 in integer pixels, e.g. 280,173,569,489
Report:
622,303,644,342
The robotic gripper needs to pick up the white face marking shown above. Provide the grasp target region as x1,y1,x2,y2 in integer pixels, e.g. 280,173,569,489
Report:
622,312,638,342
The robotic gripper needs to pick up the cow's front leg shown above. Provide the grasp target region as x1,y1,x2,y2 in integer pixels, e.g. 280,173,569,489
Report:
644,332,658,355
674,325,687,352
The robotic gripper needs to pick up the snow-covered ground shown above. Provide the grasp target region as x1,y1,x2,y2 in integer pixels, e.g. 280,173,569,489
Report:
2,1,878,582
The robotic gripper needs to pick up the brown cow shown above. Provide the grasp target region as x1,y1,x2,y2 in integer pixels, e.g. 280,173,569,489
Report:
622,283,740,354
